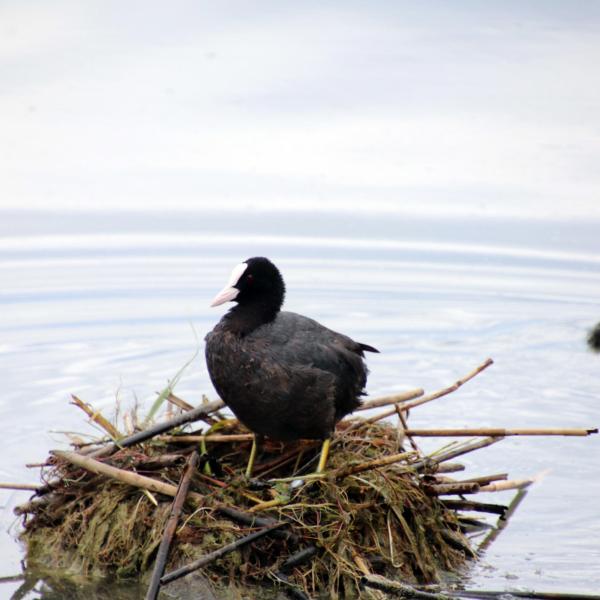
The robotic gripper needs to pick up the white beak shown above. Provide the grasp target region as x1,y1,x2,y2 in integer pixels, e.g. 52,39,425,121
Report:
210,286,239,307
210,262,247,307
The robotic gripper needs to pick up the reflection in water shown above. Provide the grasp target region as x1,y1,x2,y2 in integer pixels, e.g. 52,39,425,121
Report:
1,211,599,597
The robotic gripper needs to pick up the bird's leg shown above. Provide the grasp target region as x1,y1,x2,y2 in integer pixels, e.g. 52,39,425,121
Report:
245,434,259,479
316,438,331,474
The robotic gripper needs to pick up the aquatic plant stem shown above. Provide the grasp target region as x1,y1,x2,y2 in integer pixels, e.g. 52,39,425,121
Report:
245,434,258,478
145,451,199,600
317,438,331,473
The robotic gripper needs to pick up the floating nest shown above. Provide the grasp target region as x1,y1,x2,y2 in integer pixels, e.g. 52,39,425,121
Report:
12,359,596,599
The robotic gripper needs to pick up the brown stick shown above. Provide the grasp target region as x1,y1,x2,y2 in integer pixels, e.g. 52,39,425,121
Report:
405,428,598,437
145,451,199,600
357,388,424,411
160,522,286,585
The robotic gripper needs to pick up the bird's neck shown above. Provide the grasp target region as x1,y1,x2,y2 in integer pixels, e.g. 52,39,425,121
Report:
224,302,279,336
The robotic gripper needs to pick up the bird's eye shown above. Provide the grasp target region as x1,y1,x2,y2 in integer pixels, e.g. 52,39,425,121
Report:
246,274,254,284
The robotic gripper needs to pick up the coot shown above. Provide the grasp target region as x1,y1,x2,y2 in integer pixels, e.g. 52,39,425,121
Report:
205,257,378,476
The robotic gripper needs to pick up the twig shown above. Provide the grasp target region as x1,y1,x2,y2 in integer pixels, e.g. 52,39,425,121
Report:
160,522,286,585
279,546,318,573
52,450,205,504
87,399,224,458
424,482,481,496
459,473,508,485
405,428,598,437
161,433,254,443
360,358,494,426
166,392,194,412
332,451,415,480
479,478,533,493
397,407,419,452
0,482,42,492
361,574,452,599
401,358,494,411
439,529,477,558
217,506,300,544
357,388,424,411
435,463,465,473
70,395,121,439
416,437,504,470
440,499,507,516
457,590,600,600
145,451,199,600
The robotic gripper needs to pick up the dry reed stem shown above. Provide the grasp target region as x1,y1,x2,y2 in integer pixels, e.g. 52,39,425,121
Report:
0,482,41,491
166,392,194,412
425,482,481,495
52,450,205,505
405,428,597,437
161,434,254,443
357,388,424,411
424,436,504,468
331,451,415,480
435,463,466,473
358,358,494,427
459,473,508,485
158,425,599,446
479,478,533,492
71,395,121,439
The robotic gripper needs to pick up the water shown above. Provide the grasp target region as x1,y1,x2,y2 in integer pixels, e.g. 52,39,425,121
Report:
1,209,599,598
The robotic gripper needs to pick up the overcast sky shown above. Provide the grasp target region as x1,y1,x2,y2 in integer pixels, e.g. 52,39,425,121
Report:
1,1,599,218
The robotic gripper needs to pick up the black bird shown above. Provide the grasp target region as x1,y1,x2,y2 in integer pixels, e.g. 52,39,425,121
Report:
205,257,378,477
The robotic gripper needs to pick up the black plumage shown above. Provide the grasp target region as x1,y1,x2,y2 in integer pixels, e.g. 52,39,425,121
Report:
205,257,378,443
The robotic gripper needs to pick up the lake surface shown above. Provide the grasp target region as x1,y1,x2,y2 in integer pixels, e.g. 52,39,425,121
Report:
1,209,599,597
